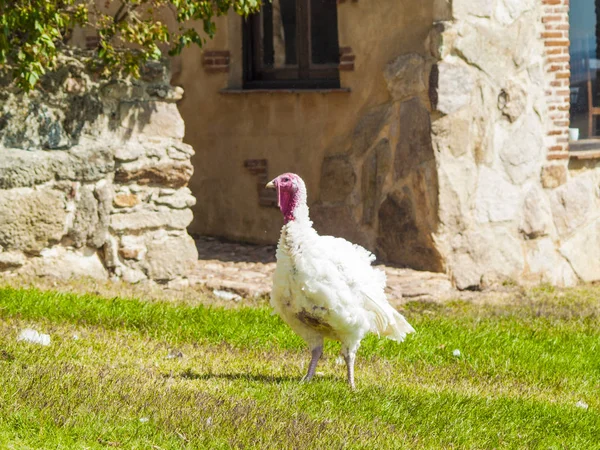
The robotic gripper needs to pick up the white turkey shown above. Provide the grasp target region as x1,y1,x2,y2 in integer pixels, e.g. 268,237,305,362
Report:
266,173,415,389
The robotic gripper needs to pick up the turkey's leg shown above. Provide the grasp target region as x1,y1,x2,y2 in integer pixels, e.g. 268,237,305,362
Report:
342,343,359,390
302,345,323,382
343,352,356,390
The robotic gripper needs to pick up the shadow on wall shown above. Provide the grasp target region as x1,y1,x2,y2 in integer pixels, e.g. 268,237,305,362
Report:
0,57,174,151
312,57,443,273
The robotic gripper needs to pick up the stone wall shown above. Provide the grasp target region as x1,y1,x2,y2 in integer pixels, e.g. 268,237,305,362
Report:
313,0,600,289
429,0,600,289
0,56,198,283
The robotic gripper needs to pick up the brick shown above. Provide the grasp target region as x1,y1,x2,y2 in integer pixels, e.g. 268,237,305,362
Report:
547,56,570,63
204,66,229,73
542,15,562,22
544,40,570,47
545,47,568,55
548,129,567,136
542,31,565,39
204,50,230,57
547,152,570,160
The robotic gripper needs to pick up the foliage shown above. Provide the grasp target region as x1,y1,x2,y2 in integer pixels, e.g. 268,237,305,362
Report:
0,285,598,448
0,0,261,91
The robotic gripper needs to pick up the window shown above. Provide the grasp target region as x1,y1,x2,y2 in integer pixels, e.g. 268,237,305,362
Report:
243,0,341,89
569,0,600,140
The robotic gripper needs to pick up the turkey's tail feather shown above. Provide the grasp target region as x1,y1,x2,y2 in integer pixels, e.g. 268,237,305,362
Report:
363,294,415,342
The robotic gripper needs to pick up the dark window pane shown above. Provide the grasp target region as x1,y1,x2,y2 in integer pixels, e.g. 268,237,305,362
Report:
263,0,297,68
569,0,599,138
310,0,339,65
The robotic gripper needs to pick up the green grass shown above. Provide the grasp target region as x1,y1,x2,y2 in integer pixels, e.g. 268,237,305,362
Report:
0,285,598,449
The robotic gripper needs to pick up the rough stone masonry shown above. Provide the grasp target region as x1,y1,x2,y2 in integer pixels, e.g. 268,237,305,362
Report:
0,55,198,283
313,0,600,289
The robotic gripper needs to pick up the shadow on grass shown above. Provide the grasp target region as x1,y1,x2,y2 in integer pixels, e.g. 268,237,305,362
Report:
172,368,338,384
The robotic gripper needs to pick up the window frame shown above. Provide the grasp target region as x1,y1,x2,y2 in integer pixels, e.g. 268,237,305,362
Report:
242,0,341,90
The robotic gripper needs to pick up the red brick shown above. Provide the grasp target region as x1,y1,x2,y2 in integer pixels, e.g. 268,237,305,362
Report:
547,152,570,160
544,40,570,47
542,31,565,39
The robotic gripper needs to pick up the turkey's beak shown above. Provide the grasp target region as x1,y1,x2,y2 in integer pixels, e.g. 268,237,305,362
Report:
265,180,276,189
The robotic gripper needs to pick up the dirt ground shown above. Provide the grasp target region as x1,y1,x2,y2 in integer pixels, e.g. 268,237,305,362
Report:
0,236,518,307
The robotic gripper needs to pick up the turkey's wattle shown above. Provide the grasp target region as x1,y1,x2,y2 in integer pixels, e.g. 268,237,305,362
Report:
266,173,415,389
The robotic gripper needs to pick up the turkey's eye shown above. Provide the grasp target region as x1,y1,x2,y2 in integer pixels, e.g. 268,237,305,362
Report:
282,177,289,182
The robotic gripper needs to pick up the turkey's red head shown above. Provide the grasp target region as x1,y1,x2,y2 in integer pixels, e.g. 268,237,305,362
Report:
266,173,305,224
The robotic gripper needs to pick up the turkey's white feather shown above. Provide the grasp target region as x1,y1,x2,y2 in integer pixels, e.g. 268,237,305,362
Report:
270,191,415,354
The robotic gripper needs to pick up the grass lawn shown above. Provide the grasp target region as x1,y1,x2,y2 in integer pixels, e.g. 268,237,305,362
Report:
0,284,598,449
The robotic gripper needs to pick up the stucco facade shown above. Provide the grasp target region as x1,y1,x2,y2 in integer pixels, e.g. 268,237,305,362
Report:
171,0,435,245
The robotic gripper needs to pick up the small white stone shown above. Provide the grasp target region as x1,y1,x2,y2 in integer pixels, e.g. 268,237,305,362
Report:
212,289,241,301
17,329,51,346
139,417,149,423
166,349,184,359
575,401,589,410
72,334,79,340
452,349,461,357
335,356,345,366
205,417,213,426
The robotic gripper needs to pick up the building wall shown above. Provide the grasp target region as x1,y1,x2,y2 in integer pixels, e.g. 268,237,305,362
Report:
430,0,600,288
174,1,436,253
69,0,600,288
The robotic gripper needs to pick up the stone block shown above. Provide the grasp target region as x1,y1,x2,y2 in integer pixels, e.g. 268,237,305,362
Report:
119,101,185,140
449,228,525,290
559,218,600,283
114,193,141,208
350,104,390,156
0,146,114,189
29,246,108,280
550,177,595,237
454,24,515,84
526,238,578,286
384,54,427,102
119,235,147,261
376,189,443,272
144,233,198,281
110,209,193,232
115,160,193,188
475,166,521,223
115,144,145,162
496,0,536,26
395,98,435,180
67,185,104,248
319,156,356,204
453,0,494,19
0,188,66,254
519,184,552,239
496,115,544,185
154,188,196,209
498,79,527,123
433,60,475,115
0,251,26,270
541,164,567,189
362,138,392,224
